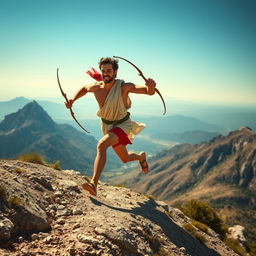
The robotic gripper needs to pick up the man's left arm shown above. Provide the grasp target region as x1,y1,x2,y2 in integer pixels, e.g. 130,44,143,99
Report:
126,78,156,95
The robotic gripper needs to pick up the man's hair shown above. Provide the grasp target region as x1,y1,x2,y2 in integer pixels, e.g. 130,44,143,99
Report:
98,57,119,71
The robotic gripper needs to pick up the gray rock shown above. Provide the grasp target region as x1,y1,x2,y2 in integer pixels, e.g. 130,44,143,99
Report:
77,234,100,246
18,236,24,242
56,208,72,217
0,217,14,241
11,203,51,234
58,180,80,192
95,227,137,254
67,247,77,256
94,227,105,235
56,218,66,225
48,204,57,211
228,225,247,243
73,208,83,215
54,191,63,197
57,205,66,210
156,200,169,212
73,223,80,229
29,175,53,191
31,233,39,241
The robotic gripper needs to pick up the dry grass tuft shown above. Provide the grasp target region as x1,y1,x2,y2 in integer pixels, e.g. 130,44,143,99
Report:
17,153,62,170
183,223,207,244
225,238,247,256
17,153,46,165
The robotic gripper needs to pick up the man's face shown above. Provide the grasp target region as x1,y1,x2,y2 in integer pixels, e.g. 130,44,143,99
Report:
100,64,116,84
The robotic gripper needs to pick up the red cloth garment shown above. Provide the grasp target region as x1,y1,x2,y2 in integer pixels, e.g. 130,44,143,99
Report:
86,67,103,81
109,127,132,148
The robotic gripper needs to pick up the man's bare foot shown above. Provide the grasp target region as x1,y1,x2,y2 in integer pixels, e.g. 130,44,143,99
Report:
139,152,148,173
82,182,97,196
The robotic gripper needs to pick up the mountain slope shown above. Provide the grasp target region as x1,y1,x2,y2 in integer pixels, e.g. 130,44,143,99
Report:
0,97,31,120
0,160,238,256
112,127,256,243
0,101,99,172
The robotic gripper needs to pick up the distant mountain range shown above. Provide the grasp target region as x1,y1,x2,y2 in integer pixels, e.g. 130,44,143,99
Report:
0,97,70,121
150,130,220,145
0,97,255,157
1,97,256,132
0,97,227,155
0,99,226,175
0,101,121,173
112,127,256,243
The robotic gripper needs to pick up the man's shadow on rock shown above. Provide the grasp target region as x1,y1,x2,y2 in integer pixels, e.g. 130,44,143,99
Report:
90,197,221,256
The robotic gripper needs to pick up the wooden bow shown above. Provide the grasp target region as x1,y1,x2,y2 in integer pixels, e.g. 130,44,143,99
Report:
113,56,166,115
57,68,90,133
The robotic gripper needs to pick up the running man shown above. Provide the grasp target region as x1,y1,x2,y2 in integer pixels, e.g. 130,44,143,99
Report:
65,57,156,196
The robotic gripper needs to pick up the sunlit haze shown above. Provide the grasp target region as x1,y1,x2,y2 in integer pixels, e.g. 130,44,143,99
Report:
1,0,255,108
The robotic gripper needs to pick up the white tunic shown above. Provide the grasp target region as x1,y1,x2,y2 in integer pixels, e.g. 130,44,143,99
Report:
97,79,145,140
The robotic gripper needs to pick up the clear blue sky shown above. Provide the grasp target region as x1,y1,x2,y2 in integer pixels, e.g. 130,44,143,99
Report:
1,0,255,106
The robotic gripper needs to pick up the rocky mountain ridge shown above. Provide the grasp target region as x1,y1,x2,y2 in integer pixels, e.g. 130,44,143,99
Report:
112,127,256,244
0,160,238,256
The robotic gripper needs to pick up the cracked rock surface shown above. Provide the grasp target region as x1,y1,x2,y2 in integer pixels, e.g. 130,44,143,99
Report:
0,160,238,256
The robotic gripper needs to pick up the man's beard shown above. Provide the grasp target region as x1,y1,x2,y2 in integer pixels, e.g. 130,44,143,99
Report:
103,75,115,84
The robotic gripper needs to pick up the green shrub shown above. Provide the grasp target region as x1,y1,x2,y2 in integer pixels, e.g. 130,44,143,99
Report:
17,153,45,165
192,220,209,233
183,223,207,244
248,242,256,256
225,238,247,256
146,194,157,201
178,199,226,239
164,210,173,219
183,223,196,233
8,196,22,207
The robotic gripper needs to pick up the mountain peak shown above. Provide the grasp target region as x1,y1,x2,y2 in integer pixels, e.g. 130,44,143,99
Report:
0,101,55,132
2,96,30,105
239,126,252,132
10,96,30,103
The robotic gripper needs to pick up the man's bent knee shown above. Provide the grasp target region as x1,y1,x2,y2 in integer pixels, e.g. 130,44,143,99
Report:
97,134,119,152
97,141,109,152
120,157,129,164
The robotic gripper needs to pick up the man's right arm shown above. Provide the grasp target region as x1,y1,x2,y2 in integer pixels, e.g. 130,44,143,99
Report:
65,83,101,109
65,86,87,109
